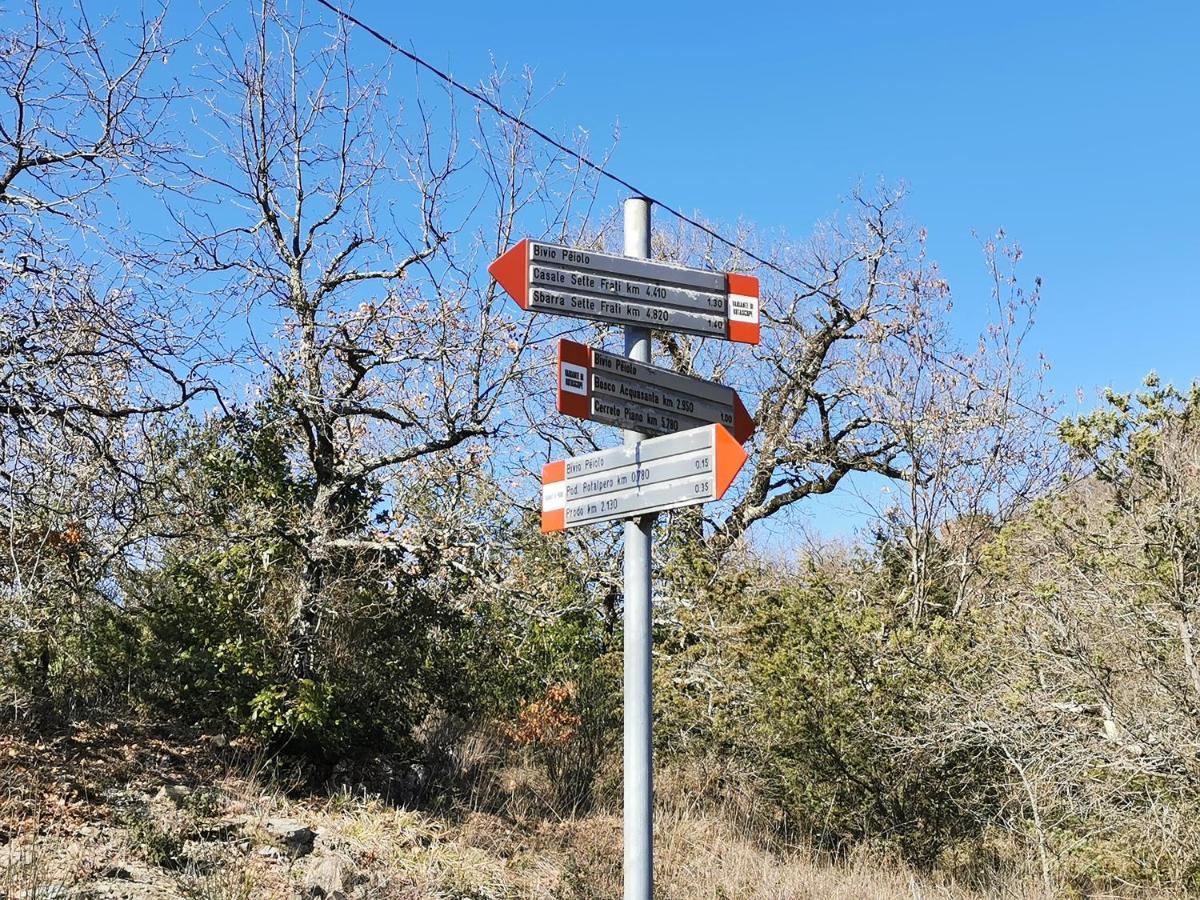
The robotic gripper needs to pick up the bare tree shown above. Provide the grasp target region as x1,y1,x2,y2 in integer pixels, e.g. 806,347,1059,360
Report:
918,380,1200,888
0,1,206,719
170,1,604,681
693,187,922,554
607,187,1045,564
861,231,1066,622
0,0,206,447
585,188,1060,584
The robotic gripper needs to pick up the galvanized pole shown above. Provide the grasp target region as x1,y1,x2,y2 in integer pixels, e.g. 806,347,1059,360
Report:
622,196,654,900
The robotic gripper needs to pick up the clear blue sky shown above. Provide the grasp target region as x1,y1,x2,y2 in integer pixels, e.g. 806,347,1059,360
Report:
140,1,1196,541
317,0,1198,537
326,0,1198,401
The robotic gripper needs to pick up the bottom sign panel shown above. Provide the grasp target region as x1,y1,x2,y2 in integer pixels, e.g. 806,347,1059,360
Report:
541,423,748,533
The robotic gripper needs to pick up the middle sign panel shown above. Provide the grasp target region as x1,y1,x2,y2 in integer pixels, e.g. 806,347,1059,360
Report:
556,339,755,445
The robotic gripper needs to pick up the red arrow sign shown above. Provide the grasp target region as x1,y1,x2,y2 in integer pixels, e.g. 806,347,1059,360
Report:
540,423,748,533
489,239,760,344
557,339,755,444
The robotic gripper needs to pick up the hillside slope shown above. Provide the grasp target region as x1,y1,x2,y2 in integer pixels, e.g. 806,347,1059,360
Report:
0,724,1029,900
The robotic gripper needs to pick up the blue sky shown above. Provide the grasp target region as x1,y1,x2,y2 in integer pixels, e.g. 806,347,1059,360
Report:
325,0,1197,404
129,1,1197,542
316,0,1199,538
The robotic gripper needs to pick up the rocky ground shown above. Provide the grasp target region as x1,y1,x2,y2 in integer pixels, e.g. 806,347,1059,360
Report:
0,722,557,899
0,724,1028,899
0,724,460,898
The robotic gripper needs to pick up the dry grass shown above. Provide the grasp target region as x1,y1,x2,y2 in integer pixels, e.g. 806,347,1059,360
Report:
0,723,1070,899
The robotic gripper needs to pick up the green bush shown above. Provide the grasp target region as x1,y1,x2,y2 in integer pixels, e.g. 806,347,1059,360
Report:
746,564,1001,865
655,541,1002,867
124,407,501,757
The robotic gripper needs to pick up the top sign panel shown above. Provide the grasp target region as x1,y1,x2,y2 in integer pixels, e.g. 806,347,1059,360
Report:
489,239,760,344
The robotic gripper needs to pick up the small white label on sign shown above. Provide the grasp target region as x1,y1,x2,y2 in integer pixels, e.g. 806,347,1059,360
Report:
728,293,758,324
561,362,588,396
542,481,566,511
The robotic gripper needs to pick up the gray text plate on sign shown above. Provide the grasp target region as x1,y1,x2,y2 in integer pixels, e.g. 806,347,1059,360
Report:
530,265,727,316
589,348,736,407
563,425,714,479
529,241,725,292
529,288,726,337
590,395,711,437
590,371,735,428
564,472,717,526
565,448,712,500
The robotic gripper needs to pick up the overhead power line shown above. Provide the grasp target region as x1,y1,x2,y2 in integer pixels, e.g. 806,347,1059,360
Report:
312,0,1065,430
312,0,799,286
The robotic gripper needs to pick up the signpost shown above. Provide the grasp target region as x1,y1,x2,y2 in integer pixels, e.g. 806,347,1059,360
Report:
540,423,748,533
619,201,655,900
488,199,760,900
488,238,760,344
557,338,755,444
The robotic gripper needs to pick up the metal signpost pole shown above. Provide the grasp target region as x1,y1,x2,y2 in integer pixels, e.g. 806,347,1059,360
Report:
491,201,759,898
622,196,654,900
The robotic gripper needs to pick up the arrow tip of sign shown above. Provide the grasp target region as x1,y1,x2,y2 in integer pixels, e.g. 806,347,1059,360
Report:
714,424,749,499
488,239,529,308
733,394,755,445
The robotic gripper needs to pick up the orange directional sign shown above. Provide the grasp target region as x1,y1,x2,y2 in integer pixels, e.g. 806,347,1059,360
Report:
489,239,760,344
557,339,755,444
540,423,748,533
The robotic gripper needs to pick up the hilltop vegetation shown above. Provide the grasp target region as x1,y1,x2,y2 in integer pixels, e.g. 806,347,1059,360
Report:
2,2,1199,896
